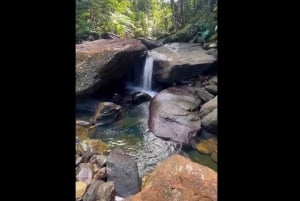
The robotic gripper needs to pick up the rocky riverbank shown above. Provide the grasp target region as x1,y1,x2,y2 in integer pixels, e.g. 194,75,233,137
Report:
76,39,217,201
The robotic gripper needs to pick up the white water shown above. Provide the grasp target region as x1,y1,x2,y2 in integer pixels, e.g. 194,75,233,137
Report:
126,55,157,97
142,56,154,91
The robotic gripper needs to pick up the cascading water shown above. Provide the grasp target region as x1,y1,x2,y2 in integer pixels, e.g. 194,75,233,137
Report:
142,56,154,91
126,55,157,97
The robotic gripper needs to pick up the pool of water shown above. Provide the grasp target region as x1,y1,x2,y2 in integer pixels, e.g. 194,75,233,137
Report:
76,99,217,176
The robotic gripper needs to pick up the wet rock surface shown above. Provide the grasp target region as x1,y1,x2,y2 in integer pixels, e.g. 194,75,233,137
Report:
125,155,217,201
149,43,216,84
149,86,201,144
106,147,141,197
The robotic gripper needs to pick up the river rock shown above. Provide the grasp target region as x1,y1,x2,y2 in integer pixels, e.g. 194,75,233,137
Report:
199,96,217,118
125,155,217,201
93,167,106,180
81,139,109,154
202,108,218,134
90,154,107,168
96,181,115,201
76,124,91,141
83,180,103,201
106,147,141,197
76,39,146,95
76,156,83,166
195,87,215,103
76,163,93,185
76,181,88,200
148,43,216,84
91,102,121,126
204,84,218,95
208,75,218,85
195,137,217,155
149,86,201,144
132,92,152,105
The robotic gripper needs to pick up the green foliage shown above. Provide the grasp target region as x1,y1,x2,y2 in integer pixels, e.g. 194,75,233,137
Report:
75,0,217,42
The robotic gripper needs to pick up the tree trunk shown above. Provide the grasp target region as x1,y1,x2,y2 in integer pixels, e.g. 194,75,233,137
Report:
177,0,184,29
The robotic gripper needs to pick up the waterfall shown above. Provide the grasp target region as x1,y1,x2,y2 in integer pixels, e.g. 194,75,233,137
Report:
126,55,157,97
142,56,154,91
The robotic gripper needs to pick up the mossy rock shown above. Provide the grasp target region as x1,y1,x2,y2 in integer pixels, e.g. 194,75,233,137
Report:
82,139,109,154
76,124,91,141
195,137,217,155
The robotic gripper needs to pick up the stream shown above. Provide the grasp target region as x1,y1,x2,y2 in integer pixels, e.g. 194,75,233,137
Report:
76,96,217,177
76,54,217,178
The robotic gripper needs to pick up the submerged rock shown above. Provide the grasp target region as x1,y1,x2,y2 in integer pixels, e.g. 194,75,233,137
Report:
134,132,182,178
125,155,217,201
106,148,141,197
195,137,217,155
81,139,109,154
76,39,146,96
91,102,121,126
148,43,216,84
132,92,152,105
149,86,201,144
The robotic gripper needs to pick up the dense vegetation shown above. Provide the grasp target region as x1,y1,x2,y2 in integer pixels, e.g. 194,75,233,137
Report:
76,0,217,43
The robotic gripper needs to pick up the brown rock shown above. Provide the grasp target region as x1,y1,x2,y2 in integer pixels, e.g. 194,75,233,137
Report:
195,137,217,155
96,181,116,201
83,180,103,201
93,167,106,180
76,124,91,141
76,181,87,200
76,39,146,96
126,155,217,201
82,139,109,154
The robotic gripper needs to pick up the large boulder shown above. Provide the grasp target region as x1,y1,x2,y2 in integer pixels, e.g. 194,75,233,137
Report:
125,155,217,201
76,39,146,96
149,86,201,144
148,43,216,84
106,147,141,198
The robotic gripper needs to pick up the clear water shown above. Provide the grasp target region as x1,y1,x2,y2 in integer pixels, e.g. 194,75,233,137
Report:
76,99,217,176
